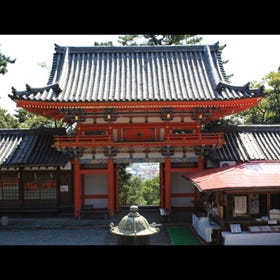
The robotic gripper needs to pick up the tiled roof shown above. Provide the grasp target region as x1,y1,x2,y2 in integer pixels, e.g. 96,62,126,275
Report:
217,125,280,161
0,128,69,167
10,43,265,103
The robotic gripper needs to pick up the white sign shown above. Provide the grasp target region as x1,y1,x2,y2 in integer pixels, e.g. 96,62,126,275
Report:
60,185,69,192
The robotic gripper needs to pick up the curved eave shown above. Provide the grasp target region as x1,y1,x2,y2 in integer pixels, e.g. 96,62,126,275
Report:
14,96,265,112
10,93,265,104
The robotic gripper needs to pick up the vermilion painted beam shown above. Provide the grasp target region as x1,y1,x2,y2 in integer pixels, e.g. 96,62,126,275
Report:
16,97,262,112
52,133,225,148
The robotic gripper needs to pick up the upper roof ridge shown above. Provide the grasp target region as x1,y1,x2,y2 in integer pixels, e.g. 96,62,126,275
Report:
54,43,220,53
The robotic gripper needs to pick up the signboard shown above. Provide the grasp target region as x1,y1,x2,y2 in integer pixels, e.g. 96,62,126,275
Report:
234,195,247,215
60,185,69,192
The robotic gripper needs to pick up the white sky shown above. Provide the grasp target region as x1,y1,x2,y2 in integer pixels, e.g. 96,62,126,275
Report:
1,34,280,114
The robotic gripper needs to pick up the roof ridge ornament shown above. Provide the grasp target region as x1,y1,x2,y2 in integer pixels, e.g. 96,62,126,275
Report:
10,83,62,97
216,81,265,95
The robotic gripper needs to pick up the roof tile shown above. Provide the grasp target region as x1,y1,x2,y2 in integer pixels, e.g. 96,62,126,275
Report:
10,44,265,103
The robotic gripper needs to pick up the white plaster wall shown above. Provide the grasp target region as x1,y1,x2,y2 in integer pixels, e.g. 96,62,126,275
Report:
147,152,163,158
84,198,108,208
84,174,108,194
81,153,92,160
148,116,161,122
95,153,107,159
117,153,131,159
61,161,72,170
84,118,92,124
171,197,194,207
171,173,194,193
116,117,130,123
25,166,57,171
132,117,146,123
133,152,146,158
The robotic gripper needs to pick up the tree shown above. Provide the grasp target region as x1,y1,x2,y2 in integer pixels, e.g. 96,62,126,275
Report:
0,108,19,128
0,47,16,75
93,41,113,46
203,117,242,132
118,34,202,46
125,176,146,206
142,176,160,205
14,108,65,128
236,70,280,124
117,35,232,80
118,164,133,206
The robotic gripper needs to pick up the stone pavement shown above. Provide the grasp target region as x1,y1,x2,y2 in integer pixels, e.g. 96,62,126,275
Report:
0,209,204,245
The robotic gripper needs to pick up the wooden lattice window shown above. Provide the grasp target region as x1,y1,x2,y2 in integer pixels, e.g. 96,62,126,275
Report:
0,173,19,200
23,172,57,200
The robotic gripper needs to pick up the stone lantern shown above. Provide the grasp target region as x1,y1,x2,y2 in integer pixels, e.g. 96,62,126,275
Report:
110,205,160,245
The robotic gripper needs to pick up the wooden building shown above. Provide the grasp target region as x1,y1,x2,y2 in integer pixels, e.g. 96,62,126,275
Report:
7,43,265,218
0,128,72,214
185,125,280,244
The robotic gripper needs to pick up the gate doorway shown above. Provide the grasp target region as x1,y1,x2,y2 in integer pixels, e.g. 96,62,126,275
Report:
118,162,160,208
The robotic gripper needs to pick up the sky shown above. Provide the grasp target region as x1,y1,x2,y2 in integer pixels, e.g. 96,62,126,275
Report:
1,34,280,114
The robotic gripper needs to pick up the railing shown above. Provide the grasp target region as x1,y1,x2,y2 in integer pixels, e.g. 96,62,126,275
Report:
166,133,225,145
53,132,225,148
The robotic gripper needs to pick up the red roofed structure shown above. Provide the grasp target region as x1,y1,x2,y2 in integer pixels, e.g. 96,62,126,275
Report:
184,161,280,191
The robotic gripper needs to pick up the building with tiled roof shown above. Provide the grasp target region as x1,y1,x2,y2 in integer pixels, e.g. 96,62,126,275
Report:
5,43,268,219
185,125,280,245
10,44,264,120
0,128,72,214
0,128,69,167
217,125,280,161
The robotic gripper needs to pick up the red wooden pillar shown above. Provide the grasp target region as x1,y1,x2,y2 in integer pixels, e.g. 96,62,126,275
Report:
73,158,81,218
108,157,115,218
160,163,165,208
115,164,119,212
164,157,171,211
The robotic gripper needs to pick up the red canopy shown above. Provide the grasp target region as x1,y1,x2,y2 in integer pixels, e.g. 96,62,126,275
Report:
184,161,280,191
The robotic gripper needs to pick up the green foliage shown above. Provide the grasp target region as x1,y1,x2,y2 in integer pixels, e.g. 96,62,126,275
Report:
14,108,65,128
118,35,140,46
203,117,242,132
142,176,160,205
118,164,133,206
94,41,113,46
118,34,202,46
118,163,132,183
237,71,280,124
0,49,16,75
126,176,146,206
119,168,160,206
0,108,19,128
